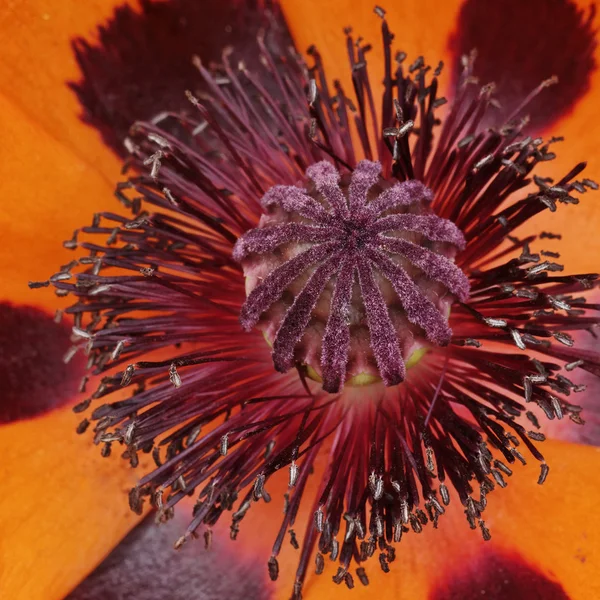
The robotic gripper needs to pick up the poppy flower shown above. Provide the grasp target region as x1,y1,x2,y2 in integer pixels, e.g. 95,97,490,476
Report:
2,1,600,600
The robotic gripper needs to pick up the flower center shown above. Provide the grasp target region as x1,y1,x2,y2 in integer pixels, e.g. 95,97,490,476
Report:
234,160,469,392
342,217,373,249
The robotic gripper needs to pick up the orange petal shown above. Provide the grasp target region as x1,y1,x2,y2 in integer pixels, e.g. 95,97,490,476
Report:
513,0,600,275
280,0,464,101
522,14,600,275
0,0,131,180
280,0,600,277
0,91,118,308
0,1,133,307
0,405,148,600
252,439,600,599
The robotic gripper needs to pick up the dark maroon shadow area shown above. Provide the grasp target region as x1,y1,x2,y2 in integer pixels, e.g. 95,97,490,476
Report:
69,0,290,156
0,303,85,423
67,513,272,600
430,550,570,600
448,0,597,132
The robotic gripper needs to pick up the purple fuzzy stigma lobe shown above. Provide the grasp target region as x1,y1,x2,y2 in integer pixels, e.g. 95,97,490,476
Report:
234,160,469,391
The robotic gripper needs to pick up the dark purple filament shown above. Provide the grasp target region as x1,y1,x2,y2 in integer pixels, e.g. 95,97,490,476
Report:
32,6,600,599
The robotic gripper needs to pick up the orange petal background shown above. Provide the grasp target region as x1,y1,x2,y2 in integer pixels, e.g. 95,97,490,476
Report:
0,0,126,307
0,410,149,600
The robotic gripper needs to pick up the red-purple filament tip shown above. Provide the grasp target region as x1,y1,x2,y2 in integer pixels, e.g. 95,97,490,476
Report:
235,160,469,391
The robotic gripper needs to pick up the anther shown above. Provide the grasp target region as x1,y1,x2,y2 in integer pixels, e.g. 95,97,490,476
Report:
289,461,299,488
356,567,369,586
538,463,550,485
220,434,229,456
369,472,384,500
253,473,266,500
169,363,182,388
479,520,492,541
268,556,279,581
121,364,135,386
315,552,325,575
314,507,325,532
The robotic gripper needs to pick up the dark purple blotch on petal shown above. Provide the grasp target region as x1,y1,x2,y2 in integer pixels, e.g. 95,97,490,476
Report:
430,550,570,600
448,0,596,131
0,303,85,423
67,514,272,600
69,0,290,155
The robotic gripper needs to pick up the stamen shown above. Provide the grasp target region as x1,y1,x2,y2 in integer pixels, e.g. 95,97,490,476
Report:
38,7,600,599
